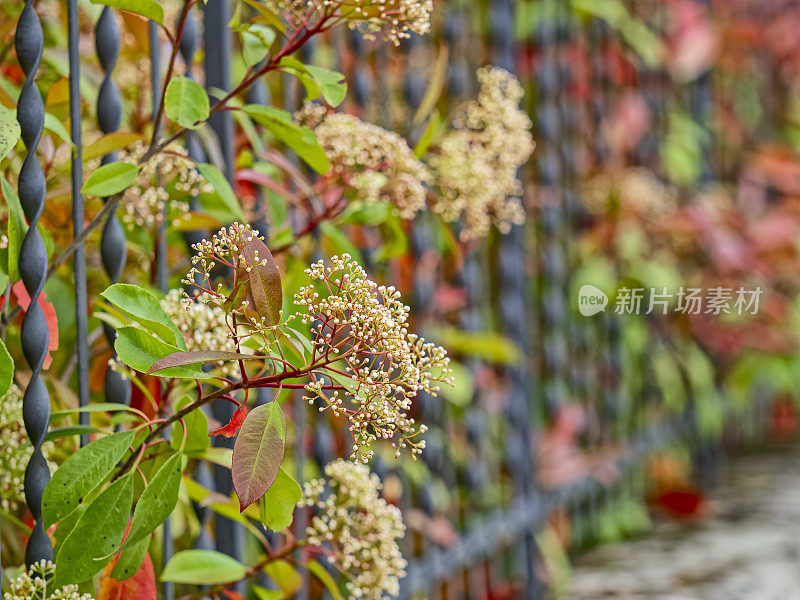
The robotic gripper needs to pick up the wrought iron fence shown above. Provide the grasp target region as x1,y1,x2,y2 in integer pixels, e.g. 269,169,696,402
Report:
4,0,780,598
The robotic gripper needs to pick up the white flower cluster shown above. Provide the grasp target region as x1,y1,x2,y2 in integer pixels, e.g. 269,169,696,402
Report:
582,167,678,222
118,141,210,227
3,561,94,600
427,67,534,241
1,385,54,513
183,223,282,347
296,103,427,220
294,254,453,461
161,289,241,377
268,0,431,44
300,459,406,600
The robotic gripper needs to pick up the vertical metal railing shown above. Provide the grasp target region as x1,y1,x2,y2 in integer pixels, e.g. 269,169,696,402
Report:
491,0,541,590
203,0,245,579
67,0,90,449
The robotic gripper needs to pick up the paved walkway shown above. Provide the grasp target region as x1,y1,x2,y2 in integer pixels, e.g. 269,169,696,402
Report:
566,444,800,600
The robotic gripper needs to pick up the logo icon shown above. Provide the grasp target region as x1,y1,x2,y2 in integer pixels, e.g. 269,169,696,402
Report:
578,284,608,316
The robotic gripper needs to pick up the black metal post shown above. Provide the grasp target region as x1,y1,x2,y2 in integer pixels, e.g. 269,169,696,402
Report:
16,0,54,566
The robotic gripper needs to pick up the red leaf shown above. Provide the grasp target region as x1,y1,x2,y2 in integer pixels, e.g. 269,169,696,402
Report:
221,591,247,600
652,488,708,520
209,403,248,438
98,552,157,600
11,281,59,369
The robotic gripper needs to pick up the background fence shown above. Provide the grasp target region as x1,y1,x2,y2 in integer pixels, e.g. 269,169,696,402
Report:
5,0,791,598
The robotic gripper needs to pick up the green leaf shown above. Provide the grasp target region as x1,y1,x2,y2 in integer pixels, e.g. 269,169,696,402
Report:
82,132,144,163
1,175,25,282
308,560,344,600
164,77,210,130
241,237,282,326
319,220,363,263
198,446,233,468
431,327,521,365
196,163,246,222
241,0,285,31
91,0,164,24
50,403,145,419
53,474,134,587
82,162,139,197
232,401,286,511
101,283,186,349
110,536,149,581
242,24,276,67
436,360,474,407
0,105,20,162
124,452,182,549
263,560,302,596
115,326,211,379
161,550,247,584
253,586,285,600
53,503,84,556
413,110,442,158
258,467,300,531
242,105,330,174
304,65,347,107
147,350,254,375
338,202,392,226
45,425,104,442
42,430,135,528
278,58,346,107
172,397,210,454
44,113,75,148
278,57,320,103
0,339,13,398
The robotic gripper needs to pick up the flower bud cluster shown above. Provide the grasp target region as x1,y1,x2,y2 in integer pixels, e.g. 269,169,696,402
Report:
3,560,94,600
183,222,268,307
294,254,453,461
117,141,210,228
427,67,534,240
161,289,241,377
300,459,406,600
182,223,284,349
583,167,678,222
268,0,431,45
296,103,427,220
1,385,54,513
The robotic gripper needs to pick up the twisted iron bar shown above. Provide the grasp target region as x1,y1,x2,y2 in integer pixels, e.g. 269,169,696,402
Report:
96,7,131,412
16,0,54,565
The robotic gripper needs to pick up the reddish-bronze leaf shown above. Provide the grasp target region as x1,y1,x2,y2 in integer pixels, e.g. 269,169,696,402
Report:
98,551,157,600
231,402,286,511
241,237,282,327
147,350,255,375
209,403,248,438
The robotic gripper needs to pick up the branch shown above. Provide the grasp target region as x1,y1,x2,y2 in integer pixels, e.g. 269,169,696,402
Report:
148,0,197,153
114,358,343,480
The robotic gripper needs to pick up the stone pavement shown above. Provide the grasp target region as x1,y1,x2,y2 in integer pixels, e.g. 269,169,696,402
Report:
565,445,800,600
